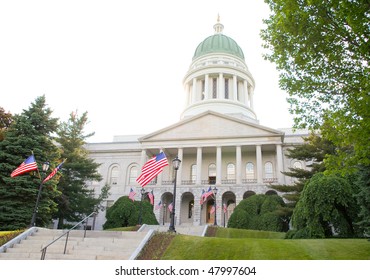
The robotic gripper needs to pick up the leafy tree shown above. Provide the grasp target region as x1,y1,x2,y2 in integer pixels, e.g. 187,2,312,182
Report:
353,165,370,235
291,173,362,238
271,133,335,207
0,96,60,230
54,111,104,228
228,194,289,232
103,196,159,229
0,107,13,141
261,0,370,170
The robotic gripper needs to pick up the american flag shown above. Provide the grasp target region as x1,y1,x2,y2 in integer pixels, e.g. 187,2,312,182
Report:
155,200,162,210
43,160,66,183
223,203,228,213
210,205,220,214
11,155,38,178
148,190,154,205
128,188,136,201
204,187,213,200
168,202,173,213
200,189,205,205
136,152,169,187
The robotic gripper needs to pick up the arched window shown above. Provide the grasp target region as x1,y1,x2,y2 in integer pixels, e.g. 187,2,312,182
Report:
293,161,302,169
226,163,235,180
246,162,255,180
191,164,197,182
110,166,119,185
264,162,273,179
208,163,216,184
129,166,138,184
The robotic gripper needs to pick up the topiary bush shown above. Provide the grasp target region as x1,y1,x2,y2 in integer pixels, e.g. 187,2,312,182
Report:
228,194,288,232
103,196,158,229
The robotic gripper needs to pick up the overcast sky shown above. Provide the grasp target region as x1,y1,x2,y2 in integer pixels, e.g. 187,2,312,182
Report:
0,0,293,143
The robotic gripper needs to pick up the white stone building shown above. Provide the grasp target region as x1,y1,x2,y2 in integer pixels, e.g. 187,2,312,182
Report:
86,19,308,230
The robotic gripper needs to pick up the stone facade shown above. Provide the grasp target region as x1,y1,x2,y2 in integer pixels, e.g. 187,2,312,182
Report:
86,20,308,230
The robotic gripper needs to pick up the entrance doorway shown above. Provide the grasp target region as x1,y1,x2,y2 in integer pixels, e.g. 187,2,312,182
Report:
206,199,215,224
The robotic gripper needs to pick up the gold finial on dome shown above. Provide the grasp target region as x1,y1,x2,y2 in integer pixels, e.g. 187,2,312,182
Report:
214,14,224,34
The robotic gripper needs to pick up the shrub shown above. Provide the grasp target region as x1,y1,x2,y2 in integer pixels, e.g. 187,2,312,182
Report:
228,194,288,232
103,196,158,229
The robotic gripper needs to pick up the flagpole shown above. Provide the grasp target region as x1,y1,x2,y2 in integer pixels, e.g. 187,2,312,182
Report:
30,161,50,227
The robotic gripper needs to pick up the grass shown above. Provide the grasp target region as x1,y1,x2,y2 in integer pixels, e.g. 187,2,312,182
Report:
161,235,370,260
137,227,370,260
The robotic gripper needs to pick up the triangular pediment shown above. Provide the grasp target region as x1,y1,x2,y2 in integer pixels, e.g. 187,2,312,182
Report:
139,111,283,143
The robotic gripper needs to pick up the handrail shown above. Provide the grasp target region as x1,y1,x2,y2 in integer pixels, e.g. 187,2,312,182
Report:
40,211,96,260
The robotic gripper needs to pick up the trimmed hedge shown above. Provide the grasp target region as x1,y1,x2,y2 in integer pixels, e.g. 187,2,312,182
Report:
103,196,158,229
228,194,288,232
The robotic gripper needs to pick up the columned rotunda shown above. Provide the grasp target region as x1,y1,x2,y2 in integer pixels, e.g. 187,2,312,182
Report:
87,19,308,230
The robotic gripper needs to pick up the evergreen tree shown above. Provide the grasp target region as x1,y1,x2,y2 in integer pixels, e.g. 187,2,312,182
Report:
0,96,60,230
54,111,103,228
291,173,362,238
0,107,13,142
271,133,335,208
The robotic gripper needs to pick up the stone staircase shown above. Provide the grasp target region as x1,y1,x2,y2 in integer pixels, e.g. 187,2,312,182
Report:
0,227,149,260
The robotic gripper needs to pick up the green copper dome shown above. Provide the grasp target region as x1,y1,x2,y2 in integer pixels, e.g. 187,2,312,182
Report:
192,33,245,60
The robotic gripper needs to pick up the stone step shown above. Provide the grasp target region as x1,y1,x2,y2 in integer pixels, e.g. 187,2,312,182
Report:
0,227,149,260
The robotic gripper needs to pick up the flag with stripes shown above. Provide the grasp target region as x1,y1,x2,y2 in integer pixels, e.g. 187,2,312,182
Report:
204,187,213,200
10,155,38,177
43,160,66,183
200,189,206,205
155,200,162,210
128,188,136,201
210,205,220,214
136,152,169,187
223,203,228,213
168,202,173,213
148,190,154,205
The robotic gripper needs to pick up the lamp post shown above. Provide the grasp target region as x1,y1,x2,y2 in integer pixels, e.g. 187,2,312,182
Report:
168,156,181,233
30,161,50,227
139,188,146,225
213,186,218,226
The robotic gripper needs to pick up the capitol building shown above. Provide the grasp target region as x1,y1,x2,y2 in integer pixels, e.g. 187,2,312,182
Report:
86,19,308,230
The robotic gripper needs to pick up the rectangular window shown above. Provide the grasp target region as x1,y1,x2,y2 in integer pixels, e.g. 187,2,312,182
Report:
225,78,229,99
212,78,217,98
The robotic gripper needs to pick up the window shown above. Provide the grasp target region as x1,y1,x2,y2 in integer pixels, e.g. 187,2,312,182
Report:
246,162,255,180
201,80,205,100
264,162,273,178
110,166,119,185
226,163,235,180
293,161,302,169
212,78,217,98
191,164,197,182
225,78,229,99
208,163,216,184
129,166,138,184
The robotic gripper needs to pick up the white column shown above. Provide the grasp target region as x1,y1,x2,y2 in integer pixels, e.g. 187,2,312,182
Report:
250,86,254,109
204,74,209,99
192,78,197,103
140,150,147,167
185,83,190,105
233,75,238,101
276,144,285,184
175,148,183,226
256,145,263,184
196,147,202,185
218,73,224,99
244,80,249,106
236,146,242,185
216,147,222,185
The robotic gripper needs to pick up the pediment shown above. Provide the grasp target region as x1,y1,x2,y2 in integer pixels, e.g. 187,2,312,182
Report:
139,111,283,143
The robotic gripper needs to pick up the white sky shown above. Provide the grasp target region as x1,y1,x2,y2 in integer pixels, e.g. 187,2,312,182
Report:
0,0,293,143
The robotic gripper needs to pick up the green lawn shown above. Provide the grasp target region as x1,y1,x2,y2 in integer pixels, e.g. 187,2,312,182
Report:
161,230,370,260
